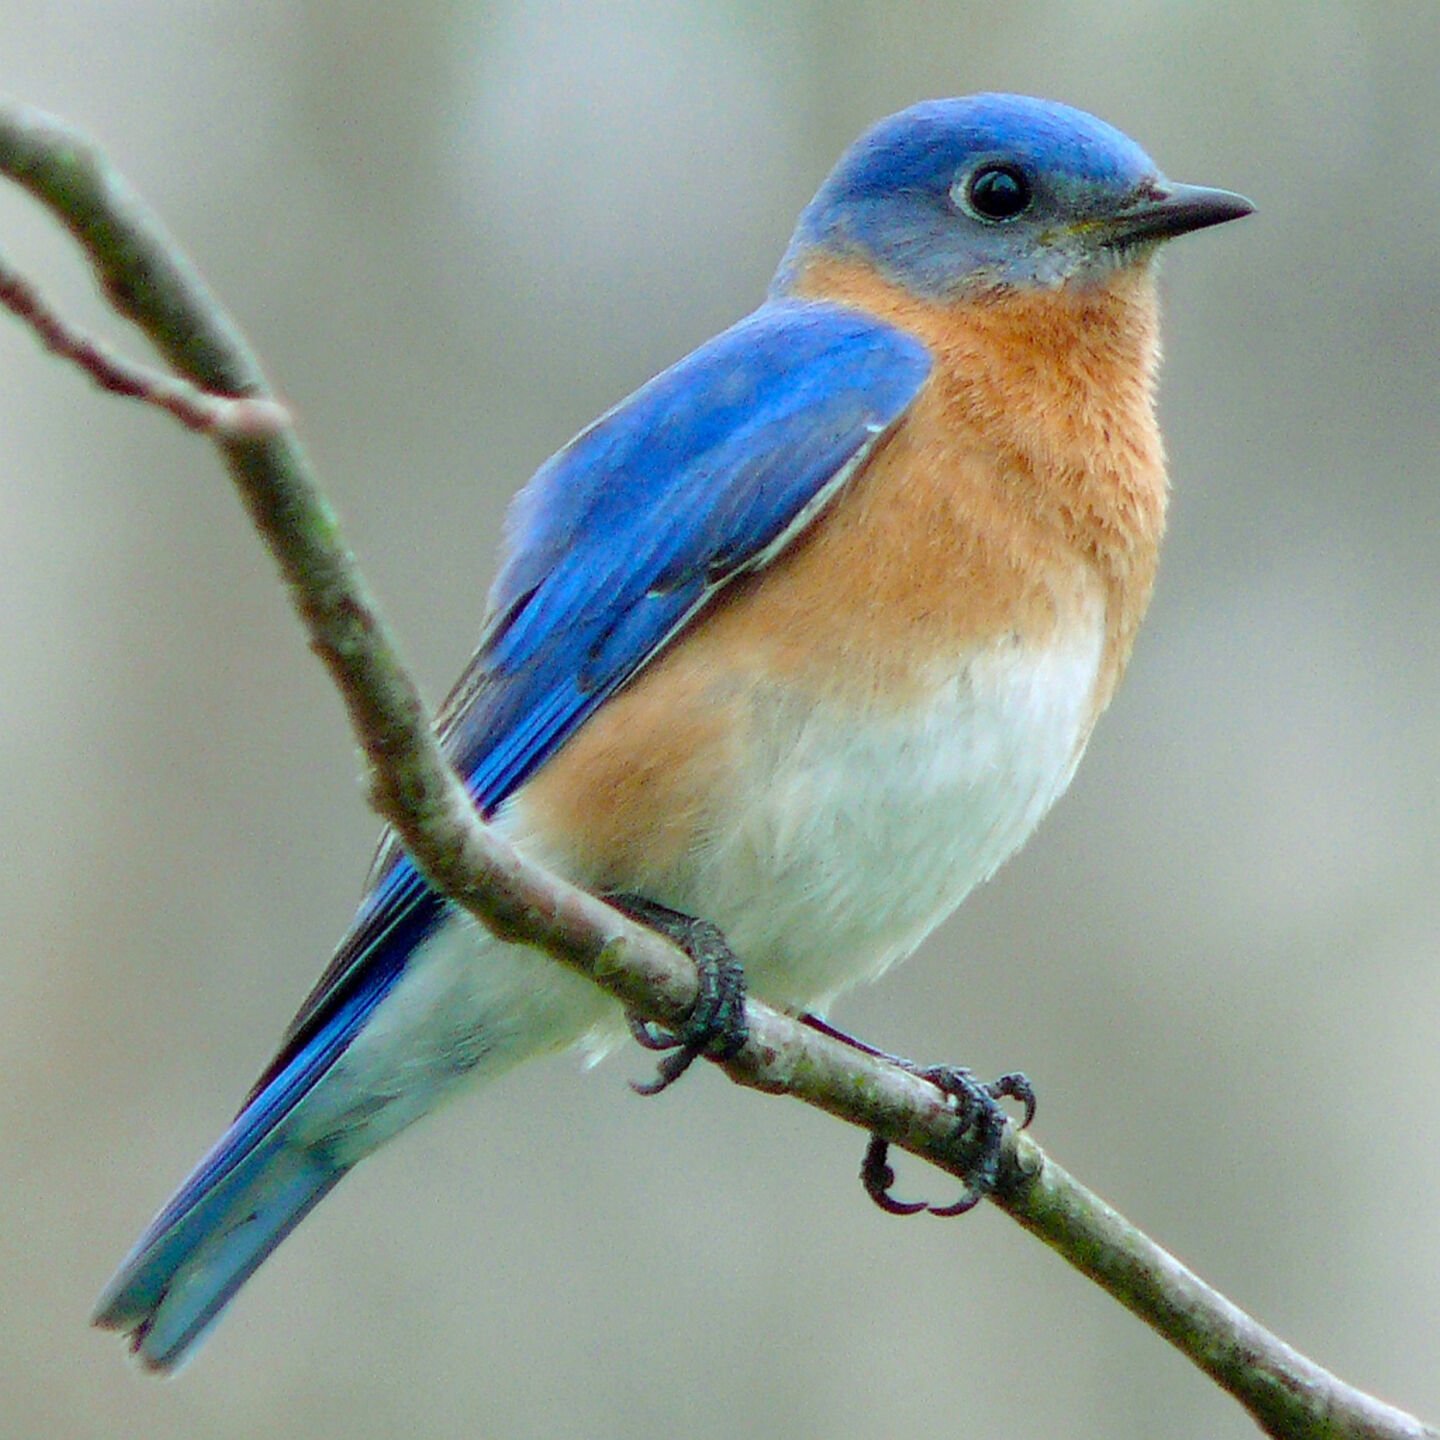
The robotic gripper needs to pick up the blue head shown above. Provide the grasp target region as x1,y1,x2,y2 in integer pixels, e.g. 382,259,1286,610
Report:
774,94,1251,298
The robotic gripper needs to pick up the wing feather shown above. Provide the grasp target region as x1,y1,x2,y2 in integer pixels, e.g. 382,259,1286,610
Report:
245,298,930,1106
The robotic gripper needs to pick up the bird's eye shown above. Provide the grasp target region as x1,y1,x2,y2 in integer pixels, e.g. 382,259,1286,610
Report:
958,165,1033,222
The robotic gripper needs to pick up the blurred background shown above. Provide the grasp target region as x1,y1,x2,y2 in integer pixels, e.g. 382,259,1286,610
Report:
2,3,1438,1437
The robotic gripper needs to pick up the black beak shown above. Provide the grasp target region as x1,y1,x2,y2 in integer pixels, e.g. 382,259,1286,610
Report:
1100,182,1254,244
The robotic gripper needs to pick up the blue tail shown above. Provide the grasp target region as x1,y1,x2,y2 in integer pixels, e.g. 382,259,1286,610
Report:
90,974,395,1369
92,1116,345,1371
95,888,442,1370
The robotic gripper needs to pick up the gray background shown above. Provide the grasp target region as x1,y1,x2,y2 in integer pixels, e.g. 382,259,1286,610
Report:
2,3,1438,1437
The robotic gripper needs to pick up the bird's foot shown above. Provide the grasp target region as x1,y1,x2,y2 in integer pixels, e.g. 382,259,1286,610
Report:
861,1068,1035,1216
606,893,749,1095
799,1014,1034,1217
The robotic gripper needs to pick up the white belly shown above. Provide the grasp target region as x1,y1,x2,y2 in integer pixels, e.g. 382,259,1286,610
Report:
669,619,1106,1009
304,610,1105,1156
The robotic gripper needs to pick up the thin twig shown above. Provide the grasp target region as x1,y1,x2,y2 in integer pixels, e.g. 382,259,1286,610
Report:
0,96,1430,1440
0,252,288,437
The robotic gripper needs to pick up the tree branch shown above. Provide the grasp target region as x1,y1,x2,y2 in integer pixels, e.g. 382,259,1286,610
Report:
0,97,1429,1440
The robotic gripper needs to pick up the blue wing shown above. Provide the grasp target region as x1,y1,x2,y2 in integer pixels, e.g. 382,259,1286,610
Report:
256,301,931,1098
256,297,930,1091
453,297,932,808
94,300,929,1363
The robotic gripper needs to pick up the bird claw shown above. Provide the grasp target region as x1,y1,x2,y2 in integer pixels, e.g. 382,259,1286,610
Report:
863,1066,1036,1218
608,893,749,1095
860,1135,931,1215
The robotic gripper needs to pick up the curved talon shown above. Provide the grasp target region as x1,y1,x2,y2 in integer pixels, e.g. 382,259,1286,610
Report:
626,1013,678,1053
860,1065,1037,1218
630,1046,703,1096
861,1135,929,1216
608,893,749,1095
926,1185,985,1218
987,1071,1037,1129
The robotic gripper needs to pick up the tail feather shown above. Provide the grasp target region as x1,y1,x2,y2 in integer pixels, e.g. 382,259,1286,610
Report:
94,1127,344,1373
92,952,395,1371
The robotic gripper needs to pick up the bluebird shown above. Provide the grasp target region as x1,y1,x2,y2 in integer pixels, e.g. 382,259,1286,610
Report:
93,94,1251,1369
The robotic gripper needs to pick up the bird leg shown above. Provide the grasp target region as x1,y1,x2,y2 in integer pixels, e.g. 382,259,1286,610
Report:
605,893,750,1095
801,1013,1035,1216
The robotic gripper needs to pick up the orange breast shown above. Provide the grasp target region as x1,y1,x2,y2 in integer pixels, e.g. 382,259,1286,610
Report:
790,253,1169,710
517,257,1169,887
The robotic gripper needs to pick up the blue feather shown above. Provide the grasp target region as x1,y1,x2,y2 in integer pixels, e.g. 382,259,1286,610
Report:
93,297,929,1367
456,298,930,807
